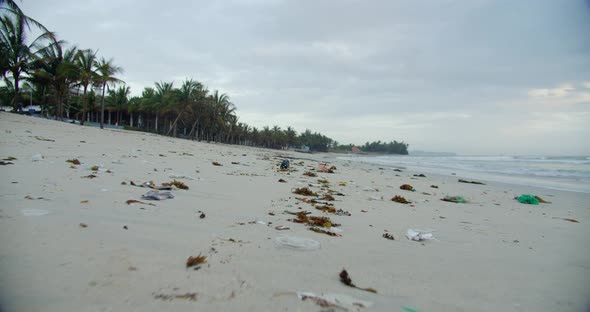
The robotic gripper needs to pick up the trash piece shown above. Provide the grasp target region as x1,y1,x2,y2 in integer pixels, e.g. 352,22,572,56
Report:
293,187,318,196
516,194,539,205
82,174,97,179
21,209,49,216
280,159,290,170
275,225,290,230
339,269,377,293
199,212,206,219
274,235,321,251
31,154,43,161
142,190,174,200
430,185,439,188
442,196,466,203
303,171,317,177
162,180,189,190
393,169,403,172
413,174,426,177
309,226,342,237
186,254,207,268
391,195,411,204
231,161,240,164
2,156,17,161
534,196,551,204
212,161,222,166
278,179,287,183
0,161,14,165
296,292,373,309
79,223,88,228
402,306,419,312
458,179,485,185
406,229,434,241
126,199,156,206
383,233,395,240
400,184,414,191
123,225,128,230
361,209,368,213
66,159,81,165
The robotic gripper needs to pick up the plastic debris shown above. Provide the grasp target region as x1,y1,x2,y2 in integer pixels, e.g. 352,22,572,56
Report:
274,235,321,251
516,194,539,205
142,190,174,200
442,196,466,203
31,154,43,161
280,159,290,170
406,229,434,241
383,233,395,240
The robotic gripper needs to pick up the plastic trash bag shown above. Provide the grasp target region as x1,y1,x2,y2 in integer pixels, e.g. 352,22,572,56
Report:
142,190,174,200
406,229,434,241
280,160,290,170
516,194,539,205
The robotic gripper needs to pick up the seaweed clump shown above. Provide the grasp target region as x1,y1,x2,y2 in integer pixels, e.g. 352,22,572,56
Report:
315,205,337,214
66,159,81,165
186,254,207,268
162,179,189,190
309,227,341,237
339,269,377,293
400,184,414,191
320,194,335,201
293,187,318,196
391,195,411,204
289,212,339,228
303,171,318,177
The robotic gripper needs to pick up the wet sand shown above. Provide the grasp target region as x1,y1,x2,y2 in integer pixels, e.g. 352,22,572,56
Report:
1,112,589,312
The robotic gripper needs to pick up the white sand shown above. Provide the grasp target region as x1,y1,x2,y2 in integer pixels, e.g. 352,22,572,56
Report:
1,112,589,312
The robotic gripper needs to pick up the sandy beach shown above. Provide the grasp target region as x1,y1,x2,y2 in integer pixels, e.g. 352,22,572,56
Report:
1,112,589,312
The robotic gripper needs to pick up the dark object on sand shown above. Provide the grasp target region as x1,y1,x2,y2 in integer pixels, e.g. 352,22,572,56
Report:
278,179,287,183
561,218,579,223
82,174,97,179
0,161,14,165
400,184,414,191
458,179,485,185
79,223,88,228
382,233,395,240
199,212,206,219
430,185,439,189
303,171,317,177
309,226,341,237
126,199,156,206
280,159,290,170
320,194,335,201
212,161,222,166
66,159,81,165
142,190,174,200
186,254,207,268
339,269,377,293
413,174,426,177
535,196,551,204
391,195,411,204
123,225,128,230
289,211,339,228
393,169,403,172
162,180,189,190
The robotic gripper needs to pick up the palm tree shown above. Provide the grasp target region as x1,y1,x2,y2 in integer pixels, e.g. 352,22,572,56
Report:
105,85,129,125
95,57,122,129
75,49,98,125
0,12,53,111
166,78,203,137
154,81,173,133
32,40,78,120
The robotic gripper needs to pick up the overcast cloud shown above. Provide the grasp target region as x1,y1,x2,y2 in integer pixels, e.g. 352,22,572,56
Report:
21,0,590,155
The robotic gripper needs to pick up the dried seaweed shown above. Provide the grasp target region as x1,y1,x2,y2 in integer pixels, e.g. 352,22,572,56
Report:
339,269,377,293
400,184,414,191
66,159,81,165
293,187,318,196
391,195,411,204
534,196,552,204
90,165,99,171
162,180,189,190
562,218,579,223
79,223,88,228
309,226,342,237
303,171,318,177
212,161,222,166
231,161,240,164
186,254,207,268
0,161,14,165
430,185,439,188
82,174,97,179
126,199,156,206
80,200,89,203
413,174,426,177
458,179,485,185
382,233,395,240
278,179,287,183
153,292,198,301
288,212,340,228
3,156,17,161
320,194,335,201
316,205,337,214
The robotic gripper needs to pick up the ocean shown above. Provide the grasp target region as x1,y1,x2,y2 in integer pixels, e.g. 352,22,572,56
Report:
337,155,590,193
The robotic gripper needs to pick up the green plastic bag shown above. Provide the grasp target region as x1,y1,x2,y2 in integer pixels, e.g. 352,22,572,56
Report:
517,194,539,205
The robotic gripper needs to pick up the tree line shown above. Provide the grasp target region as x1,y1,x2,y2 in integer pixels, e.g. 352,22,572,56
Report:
0,1,408,154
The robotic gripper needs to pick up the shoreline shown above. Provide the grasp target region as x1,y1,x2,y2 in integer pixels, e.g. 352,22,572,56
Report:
1,113,589,312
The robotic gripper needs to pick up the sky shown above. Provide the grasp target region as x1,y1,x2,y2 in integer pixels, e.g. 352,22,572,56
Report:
19,0,590,155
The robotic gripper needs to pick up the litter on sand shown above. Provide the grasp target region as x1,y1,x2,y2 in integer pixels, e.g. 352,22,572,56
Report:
458,179,485,185
516,194,551,205
142,190,174,200
280,159,290,170
406,229,434,241
442,196,467,203
126,199,156,206
274,235,321,251
383,233,395,240
31,154,43,161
